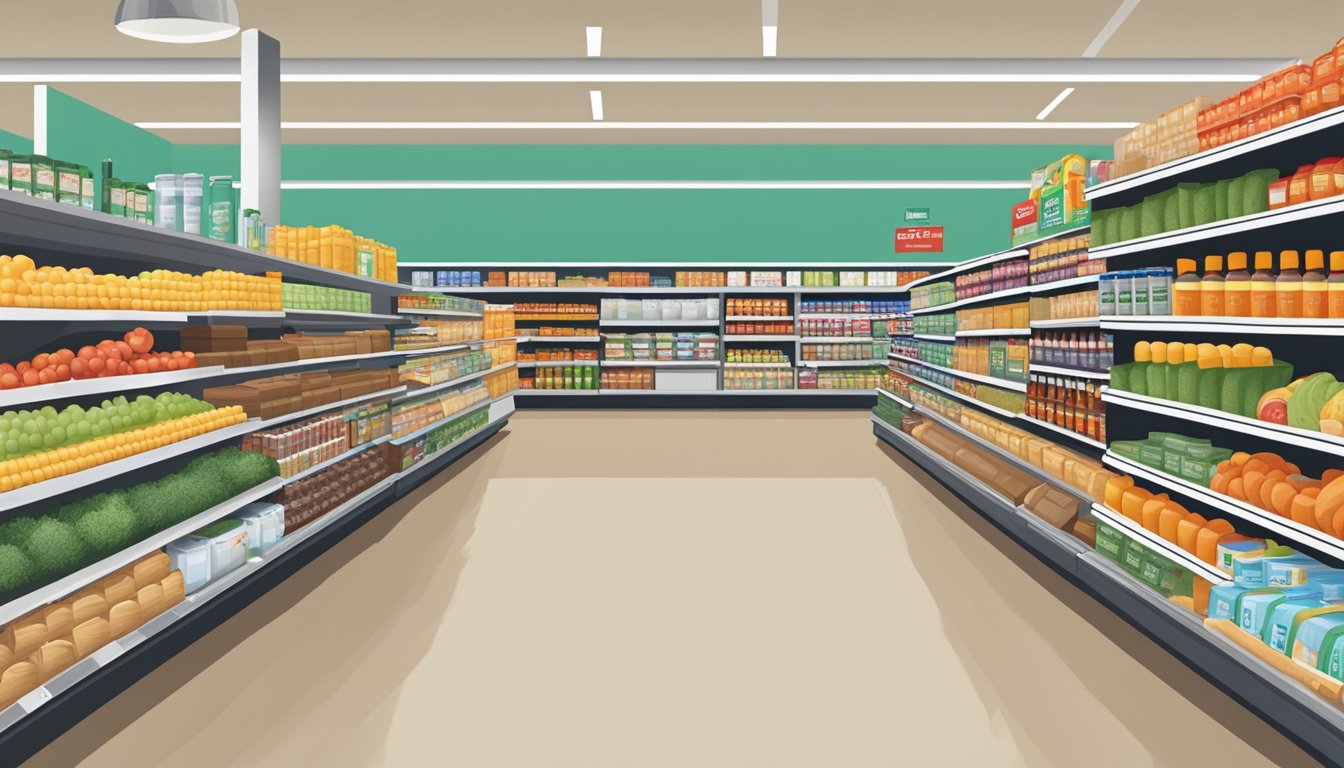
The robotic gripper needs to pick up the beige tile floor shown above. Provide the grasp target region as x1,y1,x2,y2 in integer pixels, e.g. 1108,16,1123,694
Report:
29,410,1319,767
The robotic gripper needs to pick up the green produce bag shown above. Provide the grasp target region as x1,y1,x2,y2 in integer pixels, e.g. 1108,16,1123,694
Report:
1163,191,1181,235
1176,361,1203,405
1119,206,1141,242
1090,209,1109,246
1110,361,1132,392
1215,179,1232,221
1105,207,1122,245
1241,169,1280,217
1177,183,1201,230
1140,193,1167,238
1146,361,1168,400
1228,175,1247,219
1194,183,1218,226
1165,362,1184,400
1129,362,1149,396
1198,367,1226,410
1111,440,1146,461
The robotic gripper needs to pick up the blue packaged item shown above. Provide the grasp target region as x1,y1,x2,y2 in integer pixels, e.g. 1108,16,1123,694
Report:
1267,556,1334,587
1235,552,1323,588
1209,583,1253,621
1292,603,1344,680
1267,580,1344,655
436,270,450,286
1237,585,1322,636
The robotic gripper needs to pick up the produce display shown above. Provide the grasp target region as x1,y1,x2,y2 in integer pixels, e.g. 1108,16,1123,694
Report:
603,333,719,361
1025,375,1106,443
724,368,795,390
1091,168,1279,247
391,381,489,439
0,395,246,492
0,255,281,312
203,369,399,420
1029,331,1114,372
1110,341,1295,419
396,293,485,314
282,284,374,314
269,448,391,533
267,225,398,283
800,341,888,361
1,329,197,389
599,298,718,321
725,298,789,317
724,321,794,335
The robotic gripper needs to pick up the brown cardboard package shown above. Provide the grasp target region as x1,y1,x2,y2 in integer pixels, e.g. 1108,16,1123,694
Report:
1022,483,1081,530
202,385,266,417
1072,519,1097,547
180,325,249,353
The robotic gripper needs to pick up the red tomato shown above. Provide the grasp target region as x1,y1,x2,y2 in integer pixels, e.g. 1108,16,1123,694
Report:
131,358,149,374
55,348,75,364
87,356,106,375
37,368,58,384
70,358,88,379
125,328,154,354
54,363,71,381
0,372,18,389
31,353,49,370
78,345,98,360
146,356,160,373
21,370,40,386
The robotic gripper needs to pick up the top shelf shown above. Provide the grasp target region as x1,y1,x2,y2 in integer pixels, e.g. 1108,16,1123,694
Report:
405,285,914,294
0,190,403,295
902,225,1090,292
1085,103,1344,207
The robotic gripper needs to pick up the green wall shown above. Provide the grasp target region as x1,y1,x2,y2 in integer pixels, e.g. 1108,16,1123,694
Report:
172,144,1110,264
0,130,32,154
44,88,173,207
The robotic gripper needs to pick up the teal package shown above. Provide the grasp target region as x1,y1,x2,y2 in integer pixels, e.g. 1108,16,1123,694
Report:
1263,590,1327,651
1237,586,1321,637
1293,613,1344,679
1209,583,1249,621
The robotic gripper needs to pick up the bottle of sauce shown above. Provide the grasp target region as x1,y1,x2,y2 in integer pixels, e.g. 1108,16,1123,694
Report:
1330,251,1344,319
1278,250,1303,318
1200,255,1225,317
1304,249,1328,318
1251,251,1277,317
1173,258,1202,316
1224,251,1252,316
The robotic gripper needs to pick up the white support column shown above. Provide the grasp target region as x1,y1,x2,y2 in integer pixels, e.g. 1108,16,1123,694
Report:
32,85,48,156
241,29,281,230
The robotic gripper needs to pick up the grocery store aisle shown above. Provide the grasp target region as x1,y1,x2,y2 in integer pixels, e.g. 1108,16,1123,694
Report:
33,411,1316,768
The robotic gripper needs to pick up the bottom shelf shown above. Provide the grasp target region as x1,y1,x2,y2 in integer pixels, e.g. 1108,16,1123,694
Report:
871,415,1344,766
0,406,515,762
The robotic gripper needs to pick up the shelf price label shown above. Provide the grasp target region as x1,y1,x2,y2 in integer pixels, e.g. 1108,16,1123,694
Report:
894,226,944,253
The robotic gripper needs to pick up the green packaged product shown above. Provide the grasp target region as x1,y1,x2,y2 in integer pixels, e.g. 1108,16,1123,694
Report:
31,155,56,201
1241,169,1279,217
1091,209,1109,246
8,154,32,195
1227,175,1247,219
1160,433,1212,453
1218,363,1293,418
1111,440,1146,461
1215,178,1232,220
1194,183,1218,226
1181,447,1234,486
1122,538,1149,577
1119,206,1141,242
1162,191,1181,235
1177,182,1201,230
1146,361,1167,400
1165,362,1183,402
1198,367,1226,410
1110,361,1132,392
1140,193,1167,237
1287,372,1342,430
0,150,11,190
1163,447,1185,476
1095,521,1128,564
1105,207,1123,245
1140,442,1166,470
1128,361,1149,396
1176,361,1203,405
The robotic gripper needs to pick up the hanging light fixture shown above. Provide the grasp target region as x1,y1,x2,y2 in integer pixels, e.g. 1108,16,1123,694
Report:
115,0,240,44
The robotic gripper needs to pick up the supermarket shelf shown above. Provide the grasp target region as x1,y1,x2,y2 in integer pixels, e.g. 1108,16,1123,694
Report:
0,308,192,323
796,359,886,368
913,333,956,342
798,336,883,344
1031,317,1101,329
1018,415,1107,452
877,387,914,408
1099,315,1344,336
0,366,230,409
725,315,793,321
394,362,517,403
282,309,408,326
394,307,484,319
723,362,791,368
893,356,1028,393
873,414,1344,767
600,359,719,367
1103,452,1344,568
722,334,796,342
903,248,1028,291
411,285,914,294
957,328,1031,338
389,399,494,446
1085,103,1344,202
514,315,599,322
1088,197,1344,261
0,420,259,513
514,388,599,396
0,190,402,295
910,275,1098,315
251,385,407,431
282,435,392,485
798,312,907,320
517,360,598,369
515,336,602,343
0,476,284,627
1090,503,1227,583
894,368,1021,420
396,401,514,488
1103,388,1344,457
599,319,720,327
1029,363,1111,380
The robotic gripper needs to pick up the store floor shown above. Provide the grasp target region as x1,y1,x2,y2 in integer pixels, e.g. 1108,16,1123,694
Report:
31,411,1318,768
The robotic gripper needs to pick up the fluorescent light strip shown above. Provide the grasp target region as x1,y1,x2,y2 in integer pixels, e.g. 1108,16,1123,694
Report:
277,180,1030,190
586,26,602,57
589,89,604,121
1084,0,1143,58
1035,87,1075,120
139,120,1137,130
762,26,778,58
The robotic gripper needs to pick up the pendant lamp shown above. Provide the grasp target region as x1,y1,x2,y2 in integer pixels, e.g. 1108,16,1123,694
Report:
115,0,240,43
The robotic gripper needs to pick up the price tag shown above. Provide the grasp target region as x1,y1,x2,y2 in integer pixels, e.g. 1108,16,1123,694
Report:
90,642,124,667
17,686,52,713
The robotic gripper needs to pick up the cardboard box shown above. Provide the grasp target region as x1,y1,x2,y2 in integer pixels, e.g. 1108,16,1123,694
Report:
201,385,264,417
181,325,249,353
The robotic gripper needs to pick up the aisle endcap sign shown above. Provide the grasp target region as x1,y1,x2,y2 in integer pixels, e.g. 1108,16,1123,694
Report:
894,225,944,252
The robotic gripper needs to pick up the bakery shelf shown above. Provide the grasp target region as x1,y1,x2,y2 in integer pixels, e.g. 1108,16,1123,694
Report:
1090,503,1228,583
725,315,793,321
1088,197,1344,262
395,307,484,318
1103,388,1344,456
0,476,284,627
1031,317,1101,329
0,366,230,409
957,328,1031,338
600,359,719,367
394,362,517,402
1085,103,1344,203
1029,363,1110,380
1102,452,1344,567
796,359,887,368
1017,415,1107,452
722,334,796,342
1099,315,1344,336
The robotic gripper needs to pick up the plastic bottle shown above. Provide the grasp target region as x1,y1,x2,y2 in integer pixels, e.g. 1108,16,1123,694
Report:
1224,251,1252,317
1277,250,1303,318
1330,251,1344,319
1201,255,1225,317
1251,251,1277,318
1173,259,1202,316
1116,270,1134,316
1148,267,1173,316
1098,273,1117,316
1304,249,1328,319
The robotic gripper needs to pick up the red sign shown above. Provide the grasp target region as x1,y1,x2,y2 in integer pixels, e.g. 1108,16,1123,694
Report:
894,226,944,253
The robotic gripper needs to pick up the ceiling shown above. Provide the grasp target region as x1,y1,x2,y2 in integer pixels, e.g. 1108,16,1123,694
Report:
1,0,1339,145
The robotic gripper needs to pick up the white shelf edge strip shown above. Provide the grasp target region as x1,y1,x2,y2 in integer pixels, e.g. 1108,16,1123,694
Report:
0,477,284,626
395,307,484,318
1099,315,1344,336
600,360,720,367
1103,388,1344,455
725,315,794,321
1031,317,1101,328
1090,503,1228,583
796,360,887,367
957,328,1032,337
798,337,884,343
1030,364,1111,380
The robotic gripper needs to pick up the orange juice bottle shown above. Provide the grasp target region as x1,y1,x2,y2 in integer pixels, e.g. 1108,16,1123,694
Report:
1173,258,1202,316
1277,250,1303,318
1224,251,1251,316
1251,251,1277,317
1200,255,1225,316
1304,249,1328,318
1329,251,1344,318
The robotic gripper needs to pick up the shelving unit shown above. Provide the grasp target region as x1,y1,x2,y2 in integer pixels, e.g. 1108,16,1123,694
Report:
1030,364,1110,380
1018,415,1107,451
1031,317,1101,329
1089,503,1227,583
722,334,796,342
1103,388,1344,456
956,328,1031,338
600,359,719,367
1100,315,1344,336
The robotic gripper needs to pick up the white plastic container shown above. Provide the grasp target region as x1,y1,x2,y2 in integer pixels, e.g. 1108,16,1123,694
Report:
166,537,212,594
233,502,286,558
176,520,248,587
182,173,205,236
154,174,180,232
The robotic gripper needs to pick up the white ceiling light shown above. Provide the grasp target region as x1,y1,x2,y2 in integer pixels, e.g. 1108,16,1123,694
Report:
586,26,602,57
762,0,779,57
1035,87,1075,120
589,90,604,121
115,0,240,44
139,120,1138,130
